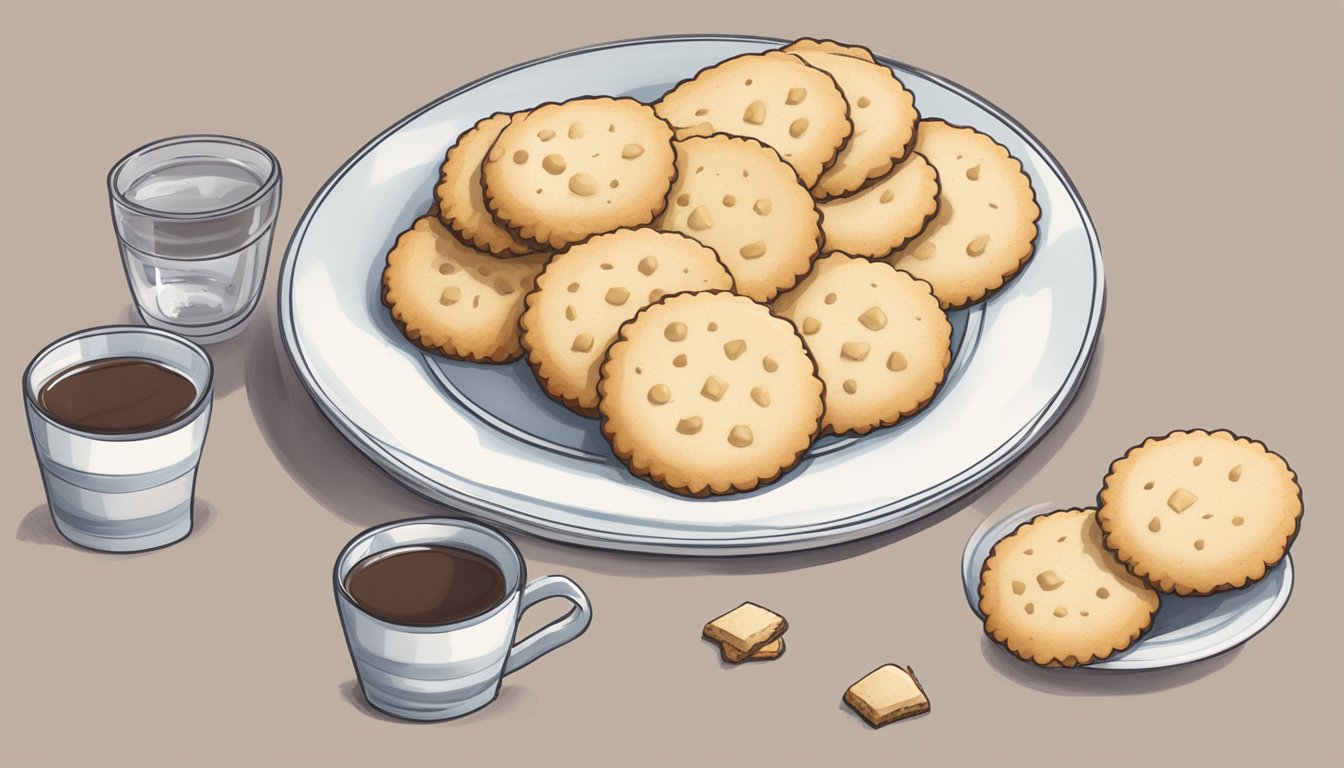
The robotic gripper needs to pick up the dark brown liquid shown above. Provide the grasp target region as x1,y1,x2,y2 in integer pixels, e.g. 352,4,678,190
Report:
345,545,507,626
37,357,198,434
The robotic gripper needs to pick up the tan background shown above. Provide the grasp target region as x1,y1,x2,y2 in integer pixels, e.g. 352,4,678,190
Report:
2,0,1341,765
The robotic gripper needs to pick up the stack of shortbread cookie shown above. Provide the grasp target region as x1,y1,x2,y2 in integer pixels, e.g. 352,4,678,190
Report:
382,38,1041,496
979,429,1303,667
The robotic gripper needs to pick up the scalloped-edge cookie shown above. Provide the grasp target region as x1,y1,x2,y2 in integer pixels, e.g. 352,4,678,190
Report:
1097,429,1303,596
435,111,545,257
598,292,824,496
782,38,919,199
520,228,733,416
655,50,851,188
772,254,951,435
886,119,1039,309
382,216,548,363
819,151,939,259
979,508,1161,667
482,97,676,250
656,134,821,302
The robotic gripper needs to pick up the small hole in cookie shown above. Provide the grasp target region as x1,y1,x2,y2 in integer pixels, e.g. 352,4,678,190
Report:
695,108,709,116
1023,548,1034,556
610,180,619,188
1096,588,1109,599
673,354,688,368
1056,536,1066,543
824,293,837,305
608,124,615,132
567,283,580,293
477,264,492,276
1202,513,1213,520
1193,456,1203,466
438,263,455,275
600,263,613,271
695,166,704,174
634,367,642,375
742,169,749,178
1143,482,1155,490
1194,539,1205,550
1024,603,1034,615
1232,516,1244,526
707,322,718,332
472,295,480,308
536,188,542,194
744,78,753,86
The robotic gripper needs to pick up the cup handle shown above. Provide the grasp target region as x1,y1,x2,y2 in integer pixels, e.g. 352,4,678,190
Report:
503,575,592,676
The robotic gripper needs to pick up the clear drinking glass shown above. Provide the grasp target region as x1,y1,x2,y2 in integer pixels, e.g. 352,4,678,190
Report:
23,326,214,552
108,135,281,343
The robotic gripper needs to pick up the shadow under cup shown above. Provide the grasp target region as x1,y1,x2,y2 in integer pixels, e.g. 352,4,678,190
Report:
334,519,592,722
23,327,214,552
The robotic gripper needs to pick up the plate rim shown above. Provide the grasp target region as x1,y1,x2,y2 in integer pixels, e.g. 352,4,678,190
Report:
277,33,1107,554
959,504,1295,670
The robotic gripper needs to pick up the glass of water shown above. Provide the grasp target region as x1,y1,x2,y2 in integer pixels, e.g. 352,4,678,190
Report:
108,135,281,343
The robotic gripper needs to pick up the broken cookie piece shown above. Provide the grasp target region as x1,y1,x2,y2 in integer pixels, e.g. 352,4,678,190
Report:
843,664,931,728
721,637,785,663
702,601,788,657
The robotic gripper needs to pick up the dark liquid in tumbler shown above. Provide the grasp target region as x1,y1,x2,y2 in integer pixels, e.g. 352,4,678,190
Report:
37,357,198,434
344,545,507,626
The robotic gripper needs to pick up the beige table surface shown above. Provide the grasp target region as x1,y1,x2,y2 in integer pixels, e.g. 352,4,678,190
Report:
2,1,1341,766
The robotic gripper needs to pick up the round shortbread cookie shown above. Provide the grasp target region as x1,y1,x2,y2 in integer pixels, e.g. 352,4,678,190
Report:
782,38,919,199
382,216,548,363
482,97,676,250
598,292,824,496
819,152,939,259
655,51,852,188
520,229,733,416
435,111,544,257
979,509,1161,668
886,120,1039,309
656,135,821,302
1097,429,1303,597
771,254,951,435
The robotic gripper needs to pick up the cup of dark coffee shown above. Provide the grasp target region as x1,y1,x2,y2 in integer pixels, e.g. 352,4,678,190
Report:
22,326,213,552
334,518,592,721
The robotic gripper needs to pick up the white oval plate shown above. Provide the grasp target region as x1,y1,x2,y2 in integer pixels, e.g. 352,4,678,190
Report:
961,503,1294,669
278,35,1104,555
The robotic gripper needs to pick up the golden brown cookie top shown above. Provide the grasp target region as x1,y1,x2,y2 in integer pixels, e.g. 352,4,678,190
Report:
483,97,676,250
435,111,545,257
887,119,1039,309
979,508,1160,667
772,254,951,435
382,216,548,363
656,50,852,188
657,134,821,302
782,38,919,199
1097,429,1303,596
520,228,732,415
598,291,823,496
